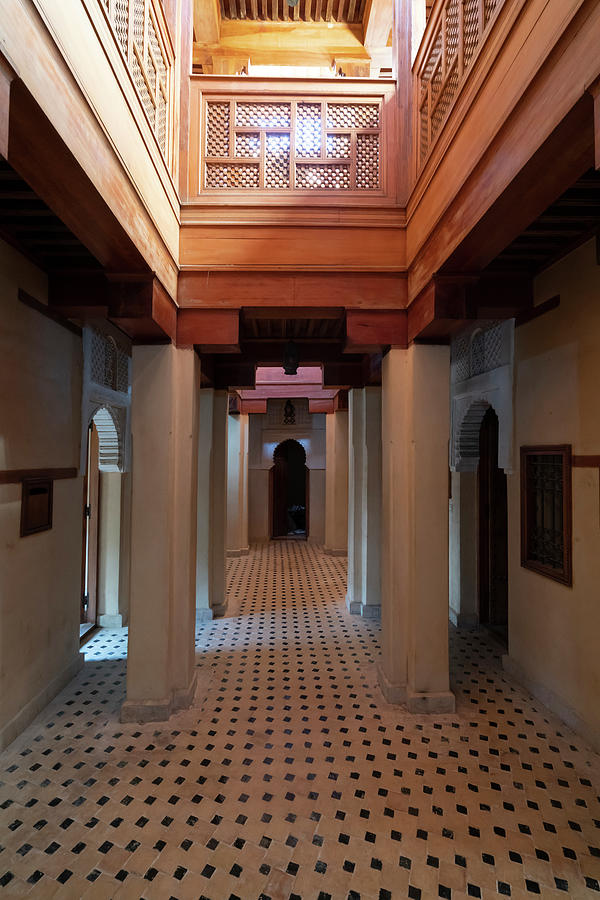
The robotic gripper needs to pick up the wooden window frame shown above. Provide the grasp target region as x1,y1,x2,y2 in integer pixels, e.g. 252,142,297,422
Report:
520,445,572,586
20,477,54,537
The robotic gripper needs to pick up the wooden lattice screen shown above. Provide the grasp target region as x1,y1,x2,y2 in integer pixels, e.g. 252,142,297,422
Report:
100,0,174,166
415,0,506,170
202,98,382,193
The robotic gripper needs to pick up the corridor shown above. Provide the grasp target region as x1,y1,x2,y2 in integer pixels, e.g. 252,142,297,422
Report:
1,544,600,899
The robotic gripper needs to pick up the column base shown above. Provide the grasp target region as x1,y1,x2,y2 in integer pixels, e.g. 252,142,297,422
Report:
360,603,381,619
406,688,455,714
346,594,381,619
377,664,407,704
172,672,198,711
346,593,362,615
211,600,228,618
120,673,198,723
324,547,347,557
226,548,249,558
449,609,479,629
98,614,123,628
195,607,214,623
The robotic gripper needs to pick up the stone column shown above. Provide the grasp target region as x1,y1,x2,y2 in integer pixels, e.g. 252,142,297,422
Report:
226,412,249,557
97,472,122,628
122,344,199,722
449,471,479,627
379,345,455,713
347,388,382,617
324,410,348,555
346,389,364,612
196,389,228,620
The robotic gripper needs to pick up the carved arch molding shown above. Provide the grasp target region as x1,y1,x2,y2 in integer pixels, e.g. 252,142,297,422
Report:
80,327,132,474
450,320,515,474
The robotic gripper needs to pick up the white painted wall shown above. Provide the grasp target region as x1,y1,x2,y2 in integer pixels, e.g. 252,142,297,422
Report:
248,399,326,543
0,239,84,748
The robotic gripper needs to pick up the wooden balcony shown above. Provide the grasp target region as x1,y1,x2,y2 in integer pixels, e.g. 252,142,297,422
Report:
180,76,406,280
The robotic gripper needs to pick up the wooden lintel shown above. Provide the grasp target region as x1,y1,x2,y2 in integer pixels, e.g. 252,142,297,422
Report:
177,307,240,351
0,467,77,485
239,399,268,414
240,386,337,401
345,309,407,352
228,392,241,414
243,307,344,321
179,271,407,309
309,398,335,414
213,361,257,389
334,389,348,411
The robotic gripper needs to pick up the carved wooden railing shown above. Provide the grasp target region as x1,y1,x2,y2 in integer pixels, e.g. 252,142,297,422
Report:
99,0,174,168
414,0,507,170
188,79,397,202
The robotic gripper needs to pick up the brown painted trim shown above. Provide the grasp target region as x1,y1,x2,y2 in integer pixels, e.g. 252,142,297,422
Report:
520,445,572,588
18,289,82,336
572,455,600,468
515,295,560,328
0,467,78,485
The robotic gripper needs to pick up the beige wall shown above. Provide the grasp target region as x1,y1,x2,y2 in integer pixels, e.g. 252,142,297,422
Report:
506,238,600,748
248,400,326,543
0,239,83,748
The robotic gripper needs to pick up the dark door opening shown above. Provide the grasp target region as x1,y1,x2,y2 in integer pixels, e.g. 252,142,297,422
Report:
478,407,508,646
270,439,309,539
81,421,100,638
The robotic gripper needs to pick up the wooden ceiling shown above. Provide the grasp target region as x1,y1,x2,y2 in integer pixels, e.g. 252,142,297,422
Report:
219,0,368,25
487,170,600,274
0,160,101,273
193,0,393,75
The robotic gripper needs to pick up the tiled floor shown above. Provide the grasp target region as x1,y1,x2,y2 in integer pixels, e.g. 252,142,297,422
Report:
1,543,600,899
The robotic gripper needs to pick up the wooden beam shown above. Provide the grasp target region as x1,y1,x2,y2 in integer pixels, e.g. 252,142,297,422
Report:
244,306,344,320
240,398,268,413
107,277,177,342
193,20,368,68
309,398,335,413
345,309,407,351
179,271,408,309
515,294,560,328
194,0,221,44
177,307,240,351
0,55,16,159
0,467,77,485
588,76,600,170
363,0,393,51
240,386,337,399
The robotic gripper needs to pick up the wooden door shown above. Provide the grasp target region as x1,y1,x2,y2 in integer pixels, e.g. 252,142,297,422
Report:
271,455,288,538
478,408,508,643
81,422,100,625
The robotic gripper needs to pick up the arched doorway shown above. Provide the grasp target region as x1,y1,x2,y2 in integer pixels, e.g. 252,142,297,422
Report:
271,439,309,539
478,407,508,645
81,407,124,638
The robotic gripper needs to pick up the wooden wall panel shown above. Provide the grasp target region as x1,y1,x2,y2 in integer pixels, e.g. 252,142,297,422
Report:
180,224,405,271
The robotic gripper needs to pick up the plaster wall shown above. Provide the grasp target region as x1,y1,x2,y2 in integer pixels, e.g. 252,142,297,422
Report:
0,239,83,748
506,238,600,749
248,400,326,543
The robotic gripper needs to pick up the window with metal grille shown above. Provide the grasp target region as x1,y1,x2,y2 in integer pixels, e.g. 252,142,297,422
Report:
520,445,572,586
